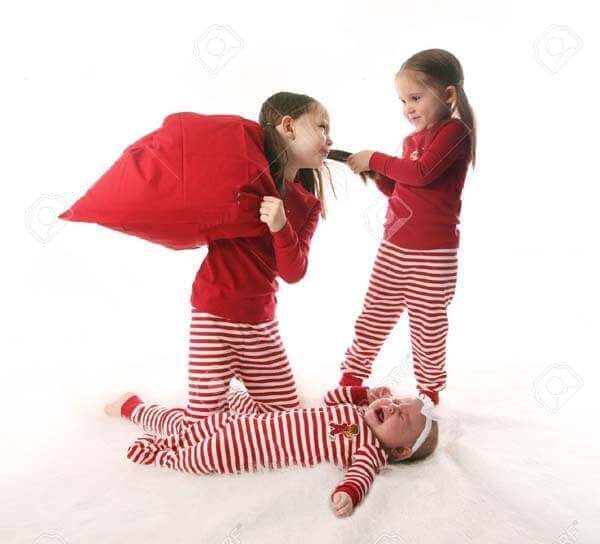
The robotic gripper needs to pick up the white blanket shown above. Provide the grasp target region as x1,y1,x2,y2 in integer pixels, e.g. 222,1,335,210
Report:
2,366,598,544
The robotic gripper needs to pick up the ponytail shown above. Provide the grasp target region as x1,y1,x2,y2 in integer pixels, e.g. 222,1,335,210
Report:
454,83,477,167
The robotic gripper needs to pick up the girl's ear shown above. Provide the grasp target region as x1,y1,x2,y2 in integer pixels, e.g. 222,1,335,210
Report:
444,85,458,110
279,115,296,140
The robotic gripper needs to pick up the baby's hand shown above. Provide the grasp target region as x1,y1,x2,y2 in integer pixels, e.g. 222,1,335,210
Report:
367,386,392,404
331,491,353,518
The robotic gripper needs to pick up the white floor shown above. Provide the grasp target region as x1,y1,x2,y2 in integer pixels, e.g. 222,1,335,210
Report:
2,363,598,544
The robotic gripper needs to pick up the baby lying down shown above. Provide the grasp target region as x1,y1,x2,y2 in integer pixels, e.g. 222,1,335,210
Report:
105,386,438,518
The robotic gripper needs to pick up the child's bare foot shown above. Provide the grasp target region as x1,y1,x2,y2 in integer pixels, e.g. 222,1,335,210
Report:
104,392,137,417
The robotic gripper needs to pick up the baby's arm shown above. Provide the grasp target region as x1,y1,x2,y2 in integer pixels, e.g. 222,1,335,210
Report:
369,120,469,187
329,444,386,517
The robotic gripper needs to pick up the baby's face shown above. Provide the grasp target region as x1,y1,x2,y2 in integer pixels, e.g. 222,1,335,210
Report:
364,396,426,460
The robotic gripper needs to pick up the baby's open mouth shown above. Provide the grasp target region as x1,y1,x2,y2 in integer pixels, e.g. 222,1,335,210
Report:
376,408,385,423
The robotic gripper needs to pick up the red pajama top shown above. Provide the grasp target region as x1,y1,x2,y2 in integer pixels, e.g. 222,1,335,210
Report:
368,117,471,250
127,386,388,508
191,179,321,323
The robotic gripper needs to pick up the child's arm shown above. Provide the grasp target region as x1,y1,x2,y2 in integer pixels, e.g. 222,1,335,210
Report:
371,138,408,196
323,386,370,407
369,120,470,187
272,201,321,284
323,386,392,407
330,444,387,516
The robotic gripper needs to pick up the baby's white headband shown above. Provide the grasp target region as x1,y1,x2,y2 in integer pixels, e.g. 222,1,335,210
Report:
411,394,442,454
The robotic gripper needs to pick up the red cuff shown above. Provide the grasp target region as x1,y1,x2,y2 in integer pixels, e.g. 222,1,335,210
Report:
368,151,391,174
271,220,295,247
418,388,440,405
349,387,370,406
339,373,363,387
332,484,360,508
121,394,143,418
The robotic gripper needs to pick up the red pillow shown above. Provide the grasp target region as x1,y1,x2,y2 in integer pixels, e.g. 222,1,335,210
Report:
59,112,276,250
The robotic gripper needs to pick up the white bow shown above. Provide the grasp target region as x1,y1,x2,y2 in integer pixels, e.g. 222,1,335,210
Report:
418,393,442,421
412,393,442,453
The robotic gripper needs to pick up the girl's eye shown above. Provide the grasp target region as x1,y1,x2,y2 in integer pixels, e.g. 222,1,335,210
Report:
412,96,421,101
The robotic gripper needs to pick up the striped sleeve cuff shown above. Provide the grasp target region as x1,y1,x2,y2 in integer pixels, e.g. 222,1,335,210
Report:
332,484,361,508
339,373,363,387
121,395,143,418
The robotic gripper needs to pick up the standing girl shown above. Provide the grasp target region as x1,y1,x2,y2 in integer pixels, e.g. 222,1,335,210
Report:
105,92,333,433
340,49,477,404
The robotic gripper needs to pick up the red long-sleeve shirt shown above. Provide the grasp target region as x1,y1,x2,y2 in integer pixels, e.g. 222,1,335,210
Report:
368,118,471,250
191,179,321,323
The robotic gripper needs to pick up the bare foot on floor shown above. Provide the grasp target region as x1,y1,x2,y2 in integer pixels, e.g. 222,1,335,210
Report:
104,392,137,417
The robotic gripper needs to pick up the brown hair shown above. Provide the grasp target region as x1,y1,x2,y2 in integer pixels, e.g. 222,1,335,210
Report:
258,92,330,218
388,421,439,464
399,49,477,167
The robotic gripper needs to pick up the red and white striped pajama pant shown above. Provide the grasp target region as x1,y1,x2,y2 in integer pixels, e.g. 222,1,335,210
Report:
128,386,266,437
340,239,459,393
131,309,300,436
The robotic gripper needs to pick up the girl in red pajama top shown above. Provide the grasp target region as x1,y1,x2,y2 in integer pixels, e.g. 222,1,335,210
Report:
105,92,333,427
340,49,477,405
193,92,333,323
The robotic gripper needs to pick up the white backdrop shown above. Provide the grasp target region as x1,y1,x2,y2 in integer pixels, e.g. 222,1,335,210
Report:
2,1,599,543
